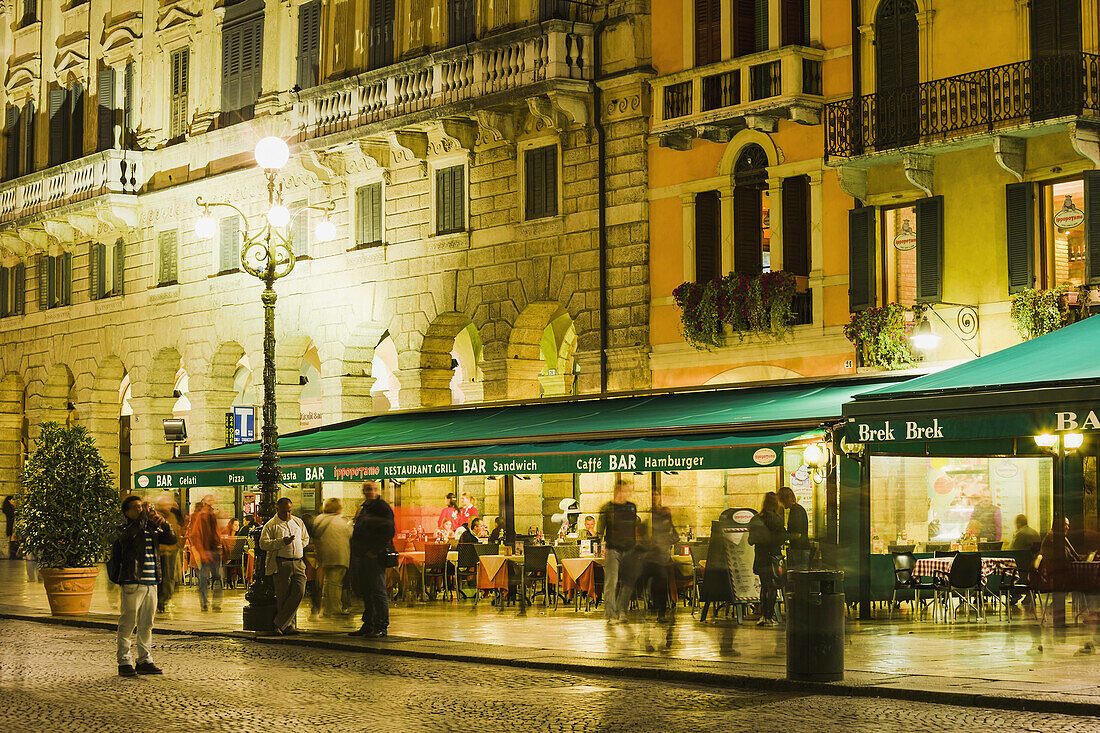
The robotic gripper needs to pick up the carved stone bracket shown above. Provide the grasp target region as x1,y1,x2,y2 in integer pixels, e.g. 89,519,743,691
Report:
525,97,561,135
658,131,693,151
67,213,103,239
429,119,478,163
386,131,429,175
992,135,1026,181
0,232,29,260
547,91,590,131
745,115,779,132
903,152,934,197
1070,120,1100,168
300,148,338,183
474,110,516,150
835,165,869,201
42,220,73,244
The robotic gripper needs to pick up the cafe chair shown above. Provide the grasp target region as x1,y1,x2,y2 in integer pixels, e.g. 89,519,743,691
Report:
422,542,450,601
977,541,1003,552
688,541,709,609
890,552,934,620
997,564,1033,621
476,542,499,556
223,538,247,589
932,552,983,622
453,544,480,602
521,545,555,606
933,550,958,558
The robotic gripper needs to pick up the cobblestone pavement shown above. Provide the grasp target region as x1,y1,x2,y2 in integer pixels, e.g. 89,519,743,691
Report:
0,620,1096,733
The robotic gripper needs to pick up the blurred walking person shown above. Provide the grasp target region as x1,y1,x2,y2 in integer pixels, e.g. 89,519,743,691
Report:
777,487,809,570
597,479,638,622
260,498,310,634
154,496,182,612
313,498,353,617
749,492,786,626
350,481,395,637
188,498,223,611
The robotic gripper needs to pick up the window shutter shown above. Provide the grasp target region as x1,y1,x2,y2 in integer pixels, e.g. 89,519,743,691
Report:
244,17,264,109
60,251,71,306
297,0,322,89
848,207,876,311
290,200,310,257
114,238,124,296
89,243,102,300
435,169,446,234
436,167,463,234
452,166,465,233
0,268,8,317
69,84,84,160
97,67,116,152
542,147,558,217
754,0,769,52
370,183,382,244
5,106,18,181
1084,171,1100,284
159,230,178,284
694,0,721,67
448,0,477,47
123,62,134,147
1005,182,1034,293
223,24,241,114
694,191,721,282
13,263,24,314
370,0,396,69
170,50,190,139
525,147,557,220
915,195,944,302
733,186,763,274
733,0,756,57
36,257,46,311
48,88,67,167
781,176,810,277
220,216,240,272
781,0,806,46
22,101,34,176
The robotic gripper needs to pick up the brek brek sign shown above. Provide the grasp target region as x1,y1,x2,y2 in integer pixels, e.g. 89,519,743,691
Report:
854,419,945,442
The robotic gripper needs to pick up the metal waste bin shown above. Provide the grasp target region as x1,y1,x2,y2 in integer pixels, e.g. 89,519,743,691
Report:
785,570,844,682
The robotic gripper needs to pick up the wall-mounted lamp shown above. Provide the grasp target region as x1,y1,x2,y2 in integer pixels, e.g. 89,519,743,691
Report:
910,304,980,357
1034,432,1084,452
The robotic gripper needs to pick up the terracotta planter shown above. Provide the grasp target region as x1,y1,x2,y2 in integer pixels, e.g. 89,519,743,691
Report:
39,567,99,616
1064,290,1079,305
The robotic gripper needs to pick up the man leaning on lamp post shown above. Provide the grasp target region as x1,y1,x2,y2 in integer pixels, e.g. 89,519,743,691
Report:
259,498,310,635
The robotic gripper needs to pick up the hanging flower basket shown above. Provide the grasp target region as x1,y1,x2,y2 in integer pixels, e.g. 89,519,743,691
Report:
673,271,798,350
843,303,918,370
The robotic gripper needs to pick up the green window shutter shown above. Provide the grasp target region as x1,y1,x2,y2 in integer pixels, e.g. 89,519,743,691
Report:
69,84,84,160
291,200,309,256
435,168,447,234
915,195,944,302
223,24,242,114
21,101,34,175
220,215,240,272
453,166,465,232
13,263,24,314
123,62,134,147
297,0,322,89
733,186,763,274
543,147,558,217
525,147,541,220
97,244,107,299
159,230,178,284
356,184,383,246
526,146,557,219
0,267,8,317
113,238,125,296
170,50,190,139
848,206,876,311
368,183,382,244
694,190,721,282
44,255,56,309
97,67,116,152
60,251,71,306
5,106,18,181
1084,170,1100,283
781,175,810,277
1005,182,1034,293
89,243,101,300
754,0,769,52
48,88,68,167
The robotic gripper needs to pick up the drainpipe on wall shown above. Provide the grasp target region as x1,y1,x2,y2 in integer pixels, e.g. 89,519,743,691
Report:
592,15,609,395
851,0,864,207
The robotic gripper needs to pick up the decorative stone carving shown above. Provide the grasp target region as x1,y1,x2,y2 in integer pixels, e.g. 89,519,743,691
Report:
903,152,934,197
992,136,1025,181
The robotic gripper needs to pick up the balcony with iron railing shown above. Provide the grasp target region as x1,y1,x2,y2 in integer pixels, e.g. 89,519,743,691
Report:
651,46,825,145
0,148,144,228
295,20,593,142
825,53,1100,159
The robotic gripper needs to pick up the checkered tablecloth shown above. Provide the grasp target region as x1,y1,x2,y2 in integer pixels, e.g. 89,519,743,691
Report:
914,556,1017,580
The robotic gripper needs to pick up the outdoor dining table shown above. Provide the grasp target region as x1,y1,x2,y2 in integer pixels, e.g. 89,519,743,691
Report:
560,556,604,599
397,550,458,600
913,555,1017,580
476,554,559,591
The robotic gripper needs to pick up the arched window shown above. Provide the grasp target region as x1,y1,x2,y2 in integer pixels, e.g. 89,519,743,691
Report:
732,144,769,274
874,0,918,146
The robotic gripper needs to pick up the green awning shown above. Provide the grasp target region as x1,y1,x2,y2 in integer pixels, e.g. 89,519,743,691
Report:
136,377,908,489
843,314,1100,445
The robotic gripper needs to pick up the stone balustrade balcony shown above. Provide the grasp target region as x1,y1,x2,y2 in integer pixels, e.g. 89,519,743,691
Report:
651,46,825,149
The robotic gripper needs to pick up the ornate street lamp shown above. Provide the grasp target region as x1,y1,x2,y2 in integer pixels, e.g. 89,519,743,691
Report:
195,136,335,630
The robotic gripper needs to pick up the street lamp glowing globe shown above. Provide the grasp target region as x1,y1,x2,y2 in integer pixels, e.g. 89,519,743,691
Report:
267,204,291,228
315,218,336,242
195,214,217,240
255,136,290,170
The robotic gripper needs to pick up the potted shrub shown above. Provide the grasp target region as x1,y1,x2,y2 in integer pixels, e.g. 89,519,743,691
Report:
672,271,798,349
15,422,119,616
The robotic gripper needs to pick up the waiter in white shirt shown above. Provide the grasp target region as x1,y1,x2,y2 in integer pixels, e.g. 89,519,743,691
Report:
259,498,310,634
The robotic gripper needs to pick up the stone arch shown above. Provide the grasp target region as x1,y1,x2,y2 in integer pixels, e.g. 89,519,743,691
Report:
371,332,400,412
188,342,246,453
321,322,388,423
0,372,25,497
704,365,804,385
717,130,783,177
405,311,482,409
487,301,572,401
274,334,314,437
128,347,183,476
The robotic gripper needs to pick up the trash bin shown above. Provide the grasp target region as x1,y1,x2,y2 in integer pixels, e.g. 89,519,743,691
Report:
785,569,844,682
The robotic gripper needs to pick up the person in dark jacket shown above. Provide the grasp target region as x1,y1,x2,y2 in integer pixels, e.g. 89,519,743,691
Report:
597,479,638,622
349,481,395,638
2,495,16,558
109,495,177,676
751,492,786,626
778,486,810,570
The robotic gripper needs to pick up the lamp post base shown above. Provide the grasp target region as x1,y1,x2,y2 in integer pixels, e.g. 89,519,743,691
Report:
242,601,278,632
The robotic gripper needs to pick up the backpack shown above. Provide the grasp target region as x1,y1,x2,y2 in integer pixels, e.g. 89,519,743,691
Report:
747,515,771,546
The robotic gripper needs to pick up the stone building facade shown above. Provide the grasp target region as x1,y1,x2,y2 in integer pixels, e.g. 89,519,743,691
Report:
0,0,652,530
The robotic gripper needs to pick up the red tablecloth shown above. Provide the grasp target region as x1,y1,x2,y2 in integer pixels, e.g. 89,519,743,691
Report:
477,555,558,590
561,557,603,597
914,556,1017,580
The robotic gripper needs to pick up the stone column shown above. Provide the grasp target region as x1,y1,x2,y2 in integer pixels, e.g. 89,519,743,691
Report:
127,396,178,477
320,374,376,424
512,475,543,537
82,400,121,489
541,473,574,537
478,358,542,402
538,372,573,398
0,385,23,497
393,367,452,409
572,350,603,396
185,381,239,454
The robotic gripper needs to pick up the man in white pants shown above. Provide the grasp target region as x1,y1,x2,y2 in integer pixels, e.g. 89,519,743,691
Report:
109,496,177,676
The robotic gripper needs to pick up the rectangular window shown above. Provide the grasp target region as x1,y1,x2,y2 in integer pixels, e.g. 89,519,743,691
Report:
291,200,310,257
221,10,264,126
89,241,123,301
781,0,810,46
37,253,71,310
4,106,18,181
297,0,322,90
169,49,190,140
781,176,810,277
1039,178,1087,289
21,0,35,27
355,183,384,247
539,0,571,21
869,455,1052,552
123,62,135,148
881,204,918,306
525,145,558,220
7,263,25,315
732,185,769,274
369,0,395,70
694,0,721,67
219,216,241,273
48,84,83,166
0,267,8,317
435,165,465,235
97,67,116,152
694,191,721,283
158,230,178,286
732,0,757,58
21,101,34,176
448,0,477,47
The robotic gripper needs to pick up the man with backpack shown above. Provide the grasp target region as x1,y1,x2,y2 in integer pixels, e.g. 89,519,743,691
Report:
108,495,177,676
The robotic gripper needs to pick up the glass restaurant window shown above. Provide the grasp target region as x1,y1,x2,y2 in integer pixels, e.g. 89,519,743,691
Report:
881,204,917,306
1041,178,1087,288
869,456,1052,553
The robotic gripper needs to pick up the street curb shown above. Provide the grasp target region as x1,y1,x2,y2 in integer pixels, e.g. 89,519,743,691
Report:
4,611,1098,718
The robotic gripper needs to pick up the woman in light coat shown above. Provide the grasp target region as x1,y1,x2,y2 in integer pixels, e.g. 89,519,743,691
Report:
312,498,354,616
